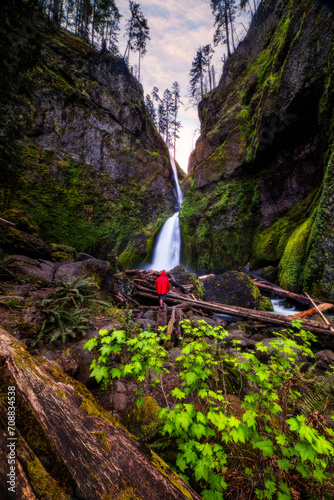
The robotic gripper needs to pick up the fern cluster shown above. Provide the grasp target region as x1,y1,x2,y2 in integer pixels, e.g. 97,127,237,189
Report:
32,275,109,347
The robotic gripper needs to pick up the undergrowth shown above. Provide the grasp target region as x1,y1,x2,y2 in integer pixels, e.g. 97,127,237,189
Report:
31,275,109,347
85,318,334,499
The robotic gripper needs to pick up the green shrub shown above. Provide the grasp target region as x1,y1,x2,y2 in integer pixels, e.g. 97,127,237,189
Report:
85,319,334,499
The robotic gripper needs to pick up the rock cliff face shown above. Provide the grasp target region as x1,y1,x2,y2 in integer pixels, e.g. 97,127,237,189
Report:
180,0,334,299
8,24,176,267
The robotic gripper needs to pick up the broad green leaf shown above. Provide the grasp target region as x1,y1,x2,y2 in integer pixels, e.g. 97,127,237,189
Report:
190,422,207,440
295,441,316,462
172,387,186,400
83,337,97,351
277,458,291,472
110,368,122,379
194,460,209,481
90,365,109,383
253,439,274,457
296,463,311,478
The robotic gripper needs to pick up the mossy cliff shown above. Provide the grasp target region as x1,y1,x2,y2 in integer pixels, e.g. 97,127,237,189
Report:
180,0,334,299
2,22,176,268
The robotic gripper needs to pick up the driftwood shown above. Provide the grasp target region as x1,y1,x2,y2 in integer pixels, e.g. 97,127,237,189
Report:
292,303,334,319
305,293,334,332
0,327,201,500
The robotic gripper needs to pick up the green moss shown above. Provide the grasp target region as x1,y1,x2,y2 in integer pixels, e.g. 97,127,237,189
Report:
258,295,274,311
51,243,77,262
150,452,194,499
181,176,261,272
27,458,70,500
278,217,313,292
56,388,66,399
251,188,320,267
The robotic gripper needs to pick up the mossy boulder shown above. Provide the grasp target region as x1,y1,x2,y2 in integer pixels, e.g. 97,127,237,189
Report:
203,271,260,308
2,208,40,234
169,265,204,298
1,226,53,259
258,296,274,311
51,243,77,262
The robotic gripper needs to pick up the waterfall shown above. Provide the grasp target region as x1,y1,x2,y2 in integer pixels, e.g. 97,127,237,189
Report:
148,156,184,271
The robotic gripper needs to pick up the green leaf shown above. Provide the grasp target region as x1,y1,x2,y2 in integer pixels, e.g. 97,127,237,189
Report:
253,439,274,457
196,412,208,425
194,460,209,481
277,458,291,472
294,441,316,462
123,364,133,375
110,368,122,379
90,365,109,383
174,411,192,432
313,467,327,482
176,455,188,472
296,463,311,478
111,330,126,343
83,337,97,351
190,422,207,440
172,387,186,400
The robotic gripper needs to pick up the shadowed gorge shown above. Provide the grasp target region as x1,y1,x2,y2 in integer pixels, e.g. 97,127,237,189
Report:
180,0,334,300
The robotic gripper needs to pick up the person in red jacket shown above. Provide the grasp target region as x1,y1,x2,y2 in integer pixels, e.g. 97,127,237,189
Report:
155,270,170,310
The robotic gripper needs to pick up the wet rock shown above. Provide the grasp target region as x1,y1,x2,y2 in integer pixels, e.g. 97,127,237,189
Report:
203,271,260,309
253,266,278,284
142,310,156,321
11,256,55,284
169,265,204,297
20,306,45,338
111,393,128,412
115,381,126,393
1,227,53,260
67,332,99,386
315,350,334,370
169,348,183,362
54,258,110,286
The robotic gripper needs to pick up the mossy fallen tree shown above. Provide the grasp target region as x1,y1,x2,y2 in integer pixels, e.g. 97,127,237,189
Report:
0,327,201,500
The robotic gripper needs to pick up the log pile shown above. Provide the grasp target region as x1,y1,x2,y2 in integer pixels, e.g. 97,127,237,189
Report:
121,270,334,338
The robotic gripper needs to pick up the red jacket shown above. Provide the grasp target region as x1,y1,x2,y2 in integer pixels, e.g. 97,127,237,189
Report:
155,271,170,295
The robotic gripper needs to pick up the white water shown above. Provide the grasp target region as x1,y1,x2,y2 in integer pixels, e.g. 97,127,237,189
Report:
272,298,297,316
149,156,184,271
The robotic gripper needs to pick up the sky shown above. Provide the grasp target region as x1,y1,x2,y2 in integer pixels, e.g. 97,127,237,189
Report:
116,0,250,173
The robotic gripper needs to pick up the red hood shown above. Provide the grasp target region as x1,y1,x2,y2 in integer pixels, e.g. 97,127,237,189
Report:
160,271,167,277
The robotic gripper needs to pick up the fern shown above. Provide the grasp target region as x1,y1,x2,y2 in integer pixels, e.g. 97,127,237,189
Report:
299,372,334,416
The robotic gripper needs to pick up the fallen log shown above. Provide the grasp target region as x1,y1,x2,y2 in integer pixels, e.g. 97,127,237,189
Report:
291,303,334,319
0,327,201,500
252,282,327,307
135,290,334,336
305,293,334,332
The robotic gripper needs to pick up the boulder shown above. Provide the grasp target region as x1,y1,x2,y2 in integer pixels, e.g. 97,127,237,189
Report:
11,255,55,284
169,265,204,297
1,227,53,259
20,306,45,339
203,271,260,308
315,350,334,370
54,258,110,286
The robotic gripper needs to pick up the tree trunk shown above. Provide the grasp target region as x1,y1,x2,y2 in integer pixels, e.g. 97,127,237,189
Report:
224,1,231,57
0,327,201,500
